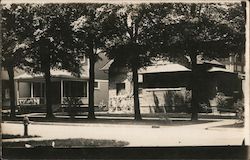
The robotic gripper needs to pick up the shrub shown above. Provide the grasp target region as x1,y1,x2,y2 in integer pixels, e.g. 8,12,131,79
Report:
234,100,244,121
216,92,228,108
185,90,192,104
94,100,108,112
63,97,82,118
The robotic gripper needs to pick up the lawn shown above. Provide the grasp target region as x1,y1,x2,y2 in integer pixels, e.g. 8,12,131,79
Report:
3,117,215,126
3,138,129,148
215,122,244,128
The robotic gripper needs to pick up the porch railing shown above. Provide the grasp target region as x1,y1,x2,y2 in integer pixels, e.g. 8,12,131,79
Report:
18,97,45,105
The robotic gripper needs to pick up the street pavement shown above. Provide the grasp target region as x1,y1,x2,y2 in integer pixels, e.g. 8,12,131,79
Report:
2,119,246,147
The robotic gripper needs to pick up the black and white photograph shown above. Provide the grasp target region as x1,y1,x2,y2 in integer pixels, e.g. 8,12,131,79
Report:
1,0,249,159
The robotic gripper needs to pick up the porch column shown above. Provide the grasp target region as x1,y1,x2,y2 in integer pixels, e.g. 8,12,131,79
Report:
61,80,64,105
40,82,43,104
16,81,20,105
86,80,89,104
30,82,34,98
44,83,46,104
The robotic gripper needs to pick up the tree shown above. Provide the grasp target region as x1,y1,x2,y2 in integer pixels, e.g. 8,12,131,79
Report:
148,3,246,120
2,4,33,118
105,4,159,120
25,4,81,118
71,4,118,119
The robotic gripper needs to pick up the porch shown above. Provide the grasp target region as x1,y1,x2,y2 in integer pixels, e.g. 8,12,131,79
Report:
15,70,89,111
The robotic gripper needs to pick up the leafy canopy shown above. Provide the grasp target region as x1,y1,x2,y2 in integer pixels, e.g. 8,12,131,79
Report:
105,4,164,69
71,4,119,62
144,3,246,60
2,4,33,69
24,4,82,76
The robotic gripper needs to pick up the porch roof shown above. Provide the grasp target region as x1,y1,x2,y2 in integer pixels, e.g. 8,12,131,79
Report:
100,60,234,74
205,59,224,66
139,64,191,74
100,60,191,74
14,69,88,80
208,67,235,73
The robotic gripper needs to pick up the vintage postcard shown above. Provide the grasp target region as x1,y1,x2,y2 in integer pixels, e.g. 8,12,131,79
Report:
1,0,249,159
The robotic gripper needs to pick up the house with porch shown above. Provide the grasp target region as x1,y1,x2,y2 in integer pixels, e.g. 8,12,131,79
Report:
15,70,89,111
2,53,109,113
101,56,242,114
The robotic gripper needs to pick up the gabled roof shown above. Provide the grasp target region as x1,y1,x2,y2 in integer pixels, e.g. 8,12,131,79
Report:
207,60,224,66
100,60,114,71
204,59,225,68
95,52,109,80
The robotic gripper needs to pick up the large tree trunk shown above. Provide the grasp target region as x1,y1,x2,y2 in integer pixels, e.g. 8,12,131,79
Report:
190,55,199,121
88,55,96,119
44,68,54,118
132,66,142,120
7,67,16,119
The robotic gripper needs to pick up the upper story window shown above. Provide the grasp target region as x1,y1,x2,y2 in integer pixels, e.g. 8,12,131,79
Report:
236,54,245,64
79,55,86,64
94,81,100,89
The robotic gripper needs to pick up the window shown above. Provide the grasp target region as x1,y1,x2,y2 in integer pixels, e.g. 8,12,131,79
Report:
5,89,10,99
94,81,100,89
63,81,87,97
33,82,45,97
71,81,86,97
63,81,71,97
19,82,31,98
116,83,125,95
236,54,243,63
79,55,86,64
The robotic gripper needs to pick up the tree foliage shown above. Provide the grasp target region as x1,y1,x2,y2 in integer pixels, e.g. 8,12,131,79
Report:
2,4,32,68
26,4,81,75
2,4,34,118
147,3,246,120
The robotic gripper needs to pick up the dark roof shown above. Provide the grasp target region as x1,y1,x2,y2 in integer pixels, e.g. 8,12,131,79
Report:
100,60,114,71
95,52,109,80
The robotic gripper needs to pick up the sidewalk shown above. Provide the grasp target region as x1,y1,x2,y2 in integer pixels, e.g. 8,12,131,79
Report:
2,118,244,146
2,112,240,129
